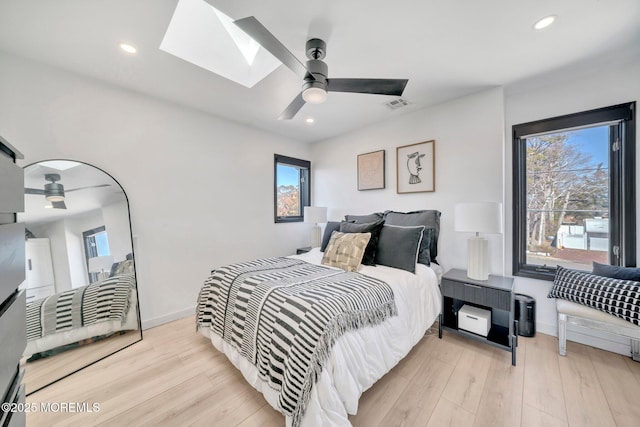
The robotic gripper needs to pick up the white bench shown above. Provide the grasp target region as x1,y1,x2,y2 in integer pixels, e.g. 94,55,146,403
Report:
557,299,640,362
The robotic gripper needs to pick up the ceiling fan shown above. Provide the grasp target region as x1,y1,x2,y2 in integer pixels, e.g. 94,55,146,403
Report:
24,173,110,209
233,16,408,120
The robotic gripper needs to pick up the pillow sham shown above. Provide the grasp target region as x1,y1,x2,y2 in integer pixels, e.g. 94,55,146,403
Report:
321,231,371,272
339,219,385,266
344,212,384,224
593,262,640,282
375,224,425,273
548,265,640,326
383,210,441,264
320,221,343,252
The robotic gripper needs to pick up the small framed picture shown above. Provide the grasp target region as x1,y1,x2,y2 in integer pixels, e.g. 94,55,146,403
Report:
357,150,385,190
396,140,435,193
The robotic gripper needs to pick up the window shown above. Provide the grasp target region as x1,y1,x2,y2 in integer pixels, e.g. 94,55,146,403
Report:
83,225,111,283
512,102,636,280
274,154,310,223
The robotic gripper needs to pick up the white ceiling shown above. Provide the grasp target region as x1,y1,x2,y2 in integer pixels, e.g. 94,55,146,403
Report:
0,0,638,143
20,161,125,225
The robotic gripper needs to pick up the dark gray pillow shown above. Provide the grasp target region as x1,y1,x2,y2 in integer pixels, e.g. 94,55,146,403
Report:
320,221,343,252
375,225,425,273
384,210,441,264
339,220,384,265
345,212,384,224
593,262,640,282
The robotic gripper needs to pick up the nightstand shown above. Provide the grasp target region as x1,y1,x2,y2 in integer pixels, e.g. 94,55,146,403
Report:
296,247,312,255
438,269,517,365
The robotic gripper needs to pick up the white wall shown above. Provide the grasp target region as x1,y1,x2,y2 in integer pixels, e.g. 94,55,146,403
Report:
0,52,311,328
311,87,506,275
505,58,640,354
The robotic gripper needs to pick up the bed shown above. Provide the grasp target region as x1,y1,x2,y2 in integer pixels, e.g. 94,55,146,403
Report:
24,272,138,359
196,210,443,427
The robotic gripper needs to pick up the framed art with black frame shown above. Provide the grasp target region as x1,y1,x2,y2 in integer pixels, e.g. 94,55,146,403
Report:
397,140,435,194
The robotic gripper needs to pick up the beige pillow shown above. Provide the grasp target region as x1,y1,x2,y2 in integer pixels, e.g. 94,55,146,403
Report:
321,231,371,272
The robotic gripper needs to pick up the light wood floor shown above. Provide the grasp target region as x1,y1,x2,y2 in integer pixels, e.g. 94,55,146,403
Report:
22,330,141,395
27,316,640,426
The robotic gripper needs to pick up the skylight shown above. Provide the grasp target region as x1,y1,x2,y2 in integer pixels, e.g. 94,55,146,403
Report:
213,9,260,66
160,0,281,88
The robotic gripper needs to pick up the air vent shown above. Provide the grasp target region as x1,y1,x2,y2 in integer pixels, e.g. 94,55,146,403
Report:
384,98,410,110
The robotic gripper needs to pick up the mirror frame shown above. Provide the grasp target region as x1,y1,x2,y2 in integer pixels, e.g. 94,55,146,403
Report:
20,159,142,395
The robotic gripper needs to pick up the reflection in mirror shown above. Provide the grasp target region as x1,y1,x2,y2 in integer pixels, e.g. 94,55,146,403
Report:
18,160,141,395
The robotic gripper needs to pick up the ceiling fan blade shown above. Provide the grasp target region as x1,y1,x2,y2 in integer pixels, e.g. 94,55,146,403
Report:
52,201,67,209
233,16,314,80
327,78,408,96
25,188,45,195
66,184,110,193
278,93,306,120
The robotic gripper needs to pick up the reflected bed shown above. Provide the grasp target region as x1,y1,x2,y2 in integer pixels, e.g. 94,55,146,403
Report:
24,273,138,359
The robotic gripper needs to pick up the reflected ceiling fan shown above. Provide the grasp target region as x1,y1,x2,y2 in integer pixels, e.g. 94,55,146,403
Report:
233,16,408,120
24,173,110,209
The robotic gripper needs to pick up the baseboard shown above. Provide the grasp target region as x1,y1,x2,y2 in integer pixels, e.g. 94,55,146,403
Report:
536,321,557,337
141,306,195,330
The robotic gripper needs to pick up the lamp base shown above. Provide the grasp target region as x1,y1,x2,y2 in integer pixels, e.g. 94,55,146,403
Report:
467,236,489,281
311,225,322,248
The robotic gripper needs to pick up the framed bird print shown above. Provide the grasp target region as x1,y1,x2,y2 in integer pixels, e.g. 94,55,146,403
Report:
396,140,435,193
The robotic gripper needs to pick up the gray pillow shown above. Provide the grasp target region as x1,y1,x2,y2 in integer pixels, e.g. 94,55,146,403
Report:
593,262,640,282
320,221,343,252
339,219,385,265
345,212,384,224
384,210,441,264
375,225,425,273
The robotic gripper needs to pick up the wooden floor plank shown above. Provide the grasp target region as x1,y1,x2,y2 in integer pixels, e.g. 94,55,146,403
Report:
521,404,568,427
522,333,568,422
588,345,640,427
558,341,616,427
25,316,640,427
426,397,475,427
377,357,454,427
473,337,526,427
441,339,494,413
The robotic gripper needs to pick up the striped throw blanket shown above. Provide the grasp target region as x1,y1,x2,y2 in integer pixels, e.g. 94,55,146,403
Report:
196,257,397,427
26,274,135,341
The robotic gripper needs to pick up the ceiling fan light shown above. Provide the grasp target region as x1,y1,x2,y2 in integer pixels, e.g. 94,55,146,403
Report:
44,182,65,202
302,87,327,104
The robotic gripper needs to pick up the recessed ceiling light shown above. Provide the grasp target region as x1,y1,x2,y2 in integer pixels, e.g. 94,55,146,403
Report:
534,15,556,30
44,205,53,209
119,43,137,54
305,117,315,124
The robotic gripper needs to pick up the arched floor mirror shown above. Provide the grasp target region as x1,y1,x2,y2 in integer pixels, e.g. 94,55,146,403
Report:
18,160,142,395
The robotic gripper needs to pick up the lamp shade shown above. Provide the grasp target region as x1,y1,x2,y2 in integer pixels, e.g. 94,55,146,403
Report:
304,206,327,224
454,202,502,234
88,255,114,273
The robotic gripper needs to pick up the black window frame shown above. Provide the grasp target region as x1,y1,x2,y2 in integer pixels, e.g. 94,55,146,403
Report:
512,102,636,281
274,154,310,223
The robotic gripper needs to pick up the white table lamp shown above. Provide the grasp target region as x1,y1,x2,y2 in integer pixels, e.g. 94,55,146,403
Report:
304,206,327,248
454,202,502,280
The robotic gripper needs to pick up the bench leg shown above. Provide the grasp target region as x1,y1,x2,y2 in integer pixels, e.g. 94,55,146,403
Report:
632,339,640,362
558,313,567,356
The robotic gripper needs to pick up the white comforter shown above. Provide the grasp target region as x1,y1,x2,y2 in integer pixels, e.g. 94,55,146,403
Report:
199,248,442,426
